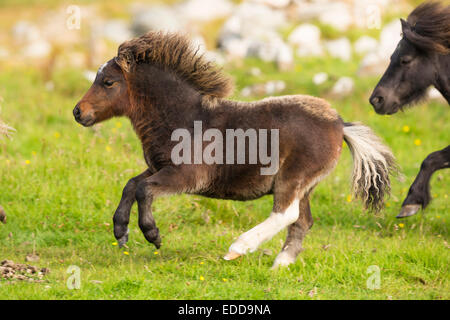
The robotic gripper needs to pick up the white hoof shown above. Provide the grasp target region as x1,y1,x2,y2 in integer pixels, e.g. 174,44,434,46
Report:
272,251,296,269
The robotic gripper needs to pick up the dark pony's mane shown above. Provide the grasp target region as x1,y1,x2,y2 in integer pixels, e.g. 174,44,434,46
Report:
404,1,450,54
115,31,234,98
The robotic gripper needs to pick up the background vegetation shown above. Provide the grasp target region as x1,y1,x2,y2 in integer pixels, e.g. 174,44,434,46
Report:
0,0,448,299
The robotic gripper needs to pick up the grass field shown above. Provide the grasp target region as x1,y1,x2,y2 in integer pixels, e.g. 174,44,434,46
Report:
0,55,448,300
0,0,449,299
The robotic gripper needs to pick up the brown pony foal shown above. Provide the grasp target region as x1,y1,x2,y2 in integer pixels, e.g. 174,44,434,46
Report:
74,32,396,268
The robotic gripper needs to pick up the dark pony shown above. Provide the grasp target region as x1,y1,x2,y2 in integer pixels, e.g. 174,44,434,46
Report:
370,1,449,218
74,31,396,268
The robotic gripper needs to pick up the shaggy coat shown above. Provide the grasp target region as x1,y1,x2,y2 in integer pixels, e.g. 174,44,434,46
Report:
75,31,396,267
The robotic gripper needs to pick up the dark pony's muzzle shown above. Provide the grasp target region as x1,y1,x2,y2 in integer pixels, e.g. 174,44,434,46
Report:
369,87,400,115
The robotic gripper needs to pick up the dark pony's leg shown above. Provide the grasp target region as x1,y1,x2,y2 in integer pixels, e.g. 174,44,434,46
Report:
272,193,313,268
398,145,450,218
113,170,152,247
135,166,199,249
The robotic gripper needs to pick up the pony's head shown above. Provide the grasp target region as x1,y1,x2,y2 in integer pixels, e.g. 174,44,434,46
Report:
74,59,129,126
74,31,233,126
369,1,450,115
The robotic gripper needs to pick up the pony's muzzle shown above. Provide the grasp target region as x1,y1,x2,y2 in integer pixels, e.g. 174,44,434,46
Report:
73,102,95,126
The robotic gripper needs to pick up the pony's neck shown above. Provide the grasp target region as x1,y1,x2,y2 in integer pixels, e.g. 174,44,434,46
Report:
126,64,203,143
434,54,450,104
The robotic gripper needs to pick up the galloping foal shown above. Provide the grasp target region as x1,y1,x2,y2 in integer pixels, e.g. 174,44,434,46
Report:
74,32,396,268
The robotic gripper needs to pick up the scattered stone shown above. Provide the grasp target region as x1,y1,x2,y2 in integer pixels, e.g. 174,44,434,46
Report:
428,87,446,103
276,42,294,71
178,0,234,22
253,0,291,8
12,21,51,58
131,5,183,36
354,36,378,55
318,2,353,31
331,77,354,97
325,37,352,61
241,80,286,97
0,260,49,283
288,23,322,57
26,254,40,263
102,20,131,44
218,1,286,59
358,20,402,76
313,72,328,85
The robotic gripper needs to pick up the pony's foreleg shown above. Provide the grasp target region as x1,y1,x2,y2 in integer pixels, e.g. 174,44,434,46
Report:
113,169,152,247
398,145,450,218
272,194,313,269
224,190,300,260
135,166,198,249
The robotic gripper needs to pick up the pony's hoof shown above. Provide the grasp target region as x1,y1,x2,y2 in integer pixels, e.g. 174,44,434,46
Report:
223,251,241,261
117,229,129,247
271,251,295,269
397,204,421,218
152,236,161,249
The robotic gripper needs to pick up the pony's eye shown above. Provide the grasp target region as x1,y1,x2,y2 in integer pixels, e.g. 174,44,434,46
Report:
400,57,412,65
104,80,114,87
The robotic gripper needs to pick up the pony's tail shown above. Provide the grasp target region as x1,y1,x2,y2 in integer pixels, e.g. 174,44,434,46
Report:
343,122,398,212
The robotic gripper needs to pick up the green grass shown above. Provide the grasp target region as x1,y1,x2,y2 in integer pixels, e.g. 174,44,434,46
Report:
0,55,448,300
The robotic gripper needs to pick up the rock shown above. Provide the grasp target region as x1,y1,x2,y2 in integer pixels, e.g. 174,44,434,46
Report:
358,52,387,76
325,37,352,61
0,205,6,224
26,254,40,263
378,19,402,60
131,5,183,35
428,87,446,103
252,0,291,8
288,23,322,57
12,21,51,58
295,1,353,31
83,70,97,83
331,77,354,97
12,21,41,45
358,19,402,76
318,2,353,32
276,42,294,71
22,40,52,58
241,80,286,97
354,36,378,55
313,72,328,85
102,20,131,43
218,1,287,58
178,0,234,22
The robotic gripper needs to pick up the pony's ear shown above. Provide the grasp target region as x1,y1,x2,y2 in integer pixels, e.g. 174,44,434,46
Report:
115,48,134,73
400,19,410,33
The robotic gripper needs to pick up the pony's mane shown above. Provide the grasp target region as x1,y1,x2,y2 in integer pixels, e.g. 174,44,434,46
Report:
115,31,234,98
404,1,450,54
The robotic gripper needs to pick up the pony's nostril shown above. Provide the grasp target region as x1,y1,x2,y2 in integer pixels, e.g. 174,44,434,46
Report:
370,96,384,108
73,105,81,119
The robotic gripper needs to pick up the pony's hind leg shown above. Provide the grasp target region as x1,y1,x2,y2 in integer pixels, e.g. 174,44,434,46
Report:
113,169,152,247
224,181,301,260
272,193,313,269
